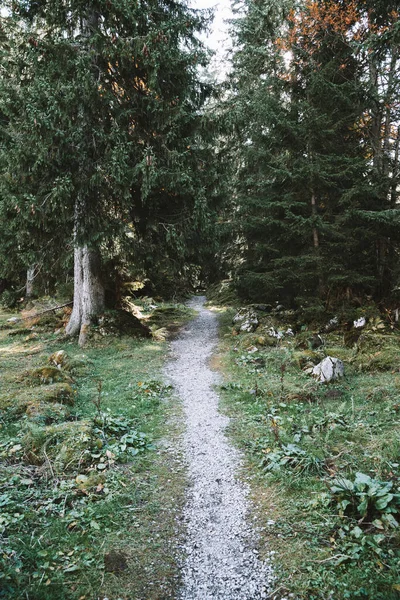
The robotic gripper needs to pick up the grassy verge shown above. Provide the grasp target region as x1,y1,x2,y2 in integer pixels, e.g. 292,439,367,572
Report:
0,300,194,600
215,306,400,600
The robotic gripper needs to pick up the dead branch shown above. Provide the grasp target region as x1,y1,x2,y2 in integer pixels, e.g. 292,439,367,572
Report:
12,302,73,323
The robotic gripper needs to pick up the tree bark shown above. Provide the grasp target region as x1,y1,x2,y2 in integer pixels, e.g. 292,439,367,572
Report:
369,57,382,172
370,46,398,296
382,49,398,178
311,191,320,250
391,126,400,207
26,264,36,298
65,244,104,345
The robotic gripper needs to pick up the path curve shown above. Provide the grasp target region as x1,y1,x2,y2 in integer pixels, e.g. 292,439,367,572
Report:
165,296,274,600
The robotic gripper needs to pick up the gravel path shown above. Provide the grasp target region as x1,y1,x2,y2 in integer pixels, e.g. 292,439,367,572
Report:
165,296,274,600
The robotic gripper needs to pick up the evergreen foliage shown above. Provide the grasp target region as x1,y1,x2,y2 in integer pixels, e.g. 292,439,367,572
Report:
0,0,216,302
1,0,400,312
224,0,400,307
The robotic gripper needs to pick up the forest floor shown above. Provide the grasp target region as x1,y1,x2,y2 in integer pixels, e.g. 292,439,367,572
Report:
212,299,400,600
0,299,194,600
1,295,400,600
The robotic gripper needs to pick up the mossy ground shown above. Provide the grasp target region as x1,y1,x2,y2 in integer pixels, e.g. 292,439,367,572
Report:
214,307,400,600
0,301,193,600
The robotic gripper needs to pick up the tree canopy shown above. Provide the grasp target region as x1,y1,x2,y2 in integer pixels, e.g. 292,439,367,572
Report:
1,0,400,322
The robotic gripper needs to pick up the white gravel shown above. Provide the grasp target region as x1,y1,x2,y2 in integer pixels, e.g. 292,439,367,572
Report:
164,296,274,600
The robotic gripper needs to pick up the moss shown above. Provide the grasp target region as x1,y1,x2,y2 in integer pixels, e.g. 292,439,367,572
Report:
25,400,70,424
356,346,400,372
233,332,277,352
292,350,322,369
38,383,75,405
146,304,194,330
256,334,277,347
343,329,362,347
0,383,75,415
28,366,73,385
98,309,151,338
206,280,238,305
22,420,93,472
323,345,352,362
48,350,69,368
75,470,105,490
36,313,64,329
347,331,400,372
65,356,91,375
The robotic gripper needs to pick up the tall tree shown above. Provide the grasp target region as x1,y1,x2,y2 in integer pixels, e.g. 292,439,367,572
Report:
224,0,400,307
0,0,212,342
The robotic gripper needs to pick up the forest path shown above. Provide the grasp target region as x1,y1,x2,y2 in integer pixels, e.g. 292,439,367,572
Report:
164,296,274,600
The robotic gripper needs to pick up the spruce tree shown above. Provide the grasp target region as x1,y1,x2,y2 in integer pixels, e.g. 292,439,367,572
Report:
225,0,400,307
0,0,212,342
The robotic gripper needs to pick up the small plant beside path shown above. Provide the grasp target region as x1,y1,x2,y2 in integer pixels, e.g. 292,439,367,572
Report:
215,305,400,600
0,301,193,600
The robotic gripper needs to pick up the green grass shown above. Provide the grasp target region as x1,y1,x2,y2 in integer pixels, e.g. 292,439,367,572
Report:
215,307,400,600
0,302,192,600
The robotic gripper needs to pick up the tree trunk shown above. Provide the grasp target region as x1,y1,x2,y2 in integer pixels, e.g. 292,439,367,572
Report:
371,47,398,297
65,245,104,345
368,56,382,172
311,191,320,250
65,8,104,346
26,264,36,298
391,126,400,207
382,49,398,178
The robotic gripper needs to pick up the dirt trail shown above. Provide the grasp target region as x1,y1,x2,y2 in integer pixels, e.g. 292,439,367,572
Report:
165,296,274,600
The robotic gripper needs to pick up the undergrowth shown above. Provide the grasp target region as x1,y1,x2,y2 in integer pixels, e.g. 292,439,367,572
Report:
216,306,400,600
0,300,192,600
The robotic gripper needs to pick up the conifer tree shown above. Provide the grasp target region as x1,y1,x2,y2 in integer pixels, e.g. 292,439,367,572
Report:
225,0,400,307
0,0,212,342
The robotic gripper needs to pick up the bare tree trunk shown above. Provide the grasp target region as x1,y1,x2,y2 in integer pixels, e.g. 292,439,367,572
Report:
65,244,104,345
391,126,400,207
26,264,36,298
65,197,104,345
370,47,399,296
311,191,319,250
310,189,324,295
79,246,104,345
382,49,398,178
368,55,383,172
65,246,84,337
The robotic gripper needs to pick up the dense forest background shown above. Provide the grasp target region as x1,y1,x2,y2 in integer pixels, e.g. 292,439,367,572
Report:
1,0,400,332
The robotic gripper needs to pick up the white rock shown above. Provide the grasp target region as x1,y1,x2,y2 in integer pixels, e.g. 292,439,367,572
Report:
232,308,259,333
267,327,283,340
247,346,258,354
312,357,344,383
240,320,258,333
354,317,366,328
